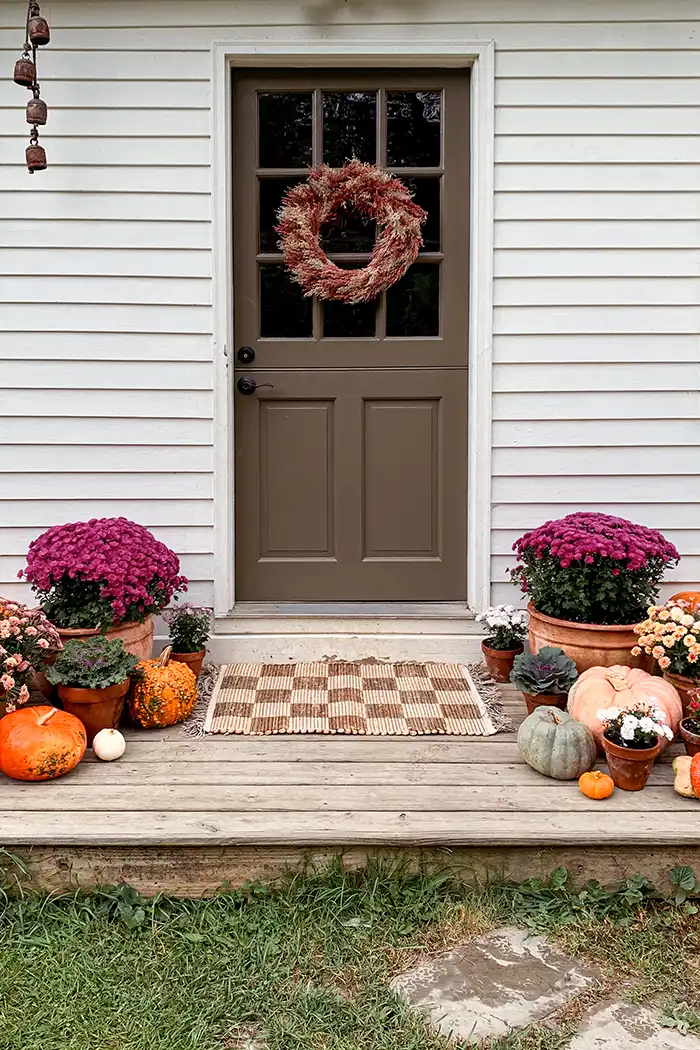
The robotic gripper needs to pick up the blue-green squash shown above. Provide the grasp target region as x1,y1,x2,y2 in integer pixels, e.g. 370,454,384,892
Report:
517,706,596,780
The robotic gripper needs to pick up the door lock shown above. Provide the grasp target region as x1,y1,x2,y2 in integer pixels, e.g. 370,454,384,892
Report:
237,346,255,363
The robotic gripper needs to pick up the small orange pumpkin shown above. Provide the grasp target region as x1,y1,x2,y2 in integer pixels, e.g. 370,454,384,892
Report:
671,591,700,612
690,754,700,799
128,646,197,728
578,769,615,800
0,706,86,781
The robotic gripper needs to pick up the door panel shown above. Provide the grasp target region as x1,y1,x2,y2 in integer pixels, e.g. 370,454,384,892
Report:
233,69,470,602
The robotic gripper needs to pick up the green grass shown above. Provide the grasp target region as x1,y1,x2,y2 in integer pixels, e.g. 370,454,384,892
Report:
0,860,697,1050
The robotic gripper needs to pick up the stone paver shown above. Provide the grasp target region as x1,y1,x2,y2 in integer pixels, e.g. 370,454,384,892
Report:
390,926,600,1042
569,1001,700,1049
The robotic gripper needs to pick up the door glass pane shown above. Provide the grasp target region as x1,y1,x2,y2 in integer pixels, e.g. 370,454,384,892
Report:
323,265,377,338
402,177,441,253
387,91,442,167
259,177,302,252
386,263,440,337
323,91,377,165
258,92,312,168
260,265,312,338
321,205,376,254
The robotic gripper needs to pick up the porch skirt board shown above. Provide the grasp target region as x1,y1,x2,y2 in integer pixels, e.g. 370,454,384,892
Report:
188,661,508,738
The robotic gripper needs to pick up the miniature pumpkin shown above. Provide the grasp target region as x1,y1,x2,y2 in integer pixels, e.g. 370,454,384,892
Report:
128,646,197,728
690,753,700,799
92,727,126,761
0,706,86,781
673,755,696,798
567,665,681,752
578,769,614,800
517,706,597,780
671,591,700,612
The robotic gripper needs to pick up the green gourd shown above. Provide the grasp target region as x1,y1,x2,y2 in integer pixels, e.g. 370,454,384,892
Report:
517,706,597,781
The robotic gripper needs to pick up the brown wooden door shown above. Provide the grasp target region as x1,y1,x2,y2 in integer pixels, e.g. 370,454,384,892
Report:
233,70,469,601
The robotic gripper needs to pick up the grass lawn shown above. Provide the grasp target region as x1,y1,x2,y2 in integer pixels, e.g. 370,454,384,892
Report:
0,856,698,1050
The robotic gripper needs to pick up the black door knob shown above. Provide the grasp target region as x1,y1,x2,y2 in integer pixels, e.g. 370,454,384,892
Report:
237,345,255,363
237,376,274,395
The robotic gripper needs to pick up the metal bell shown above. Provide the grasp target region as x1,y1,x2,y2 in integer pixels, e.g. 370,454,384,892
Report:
14,57,36,88
26,143,47,173
26,96,47,126
28,7,50,46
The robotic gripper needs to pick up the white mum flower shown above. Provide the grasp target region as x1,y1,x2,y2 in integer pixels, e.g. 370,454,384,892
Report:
662,725,675,741
639,717,656,735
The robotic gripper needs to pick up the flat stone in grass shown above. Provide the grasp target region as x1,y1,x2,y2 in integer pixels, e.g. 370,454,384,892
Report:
391,926,600,1042
569,1001,700,1049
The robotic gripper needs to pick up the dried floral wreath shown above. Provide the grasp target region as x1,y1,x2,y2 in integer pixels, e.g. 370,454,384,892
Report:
276,160,427,304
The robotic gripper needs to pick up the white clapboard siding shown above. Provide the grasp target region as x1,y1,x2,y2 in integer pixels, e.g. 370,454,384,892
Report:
1,0,699,614
0,552,213,586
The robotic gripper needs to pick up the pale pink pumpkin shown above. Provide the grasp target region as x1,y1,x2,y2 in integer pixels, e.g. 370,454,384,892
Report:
567,664,681,752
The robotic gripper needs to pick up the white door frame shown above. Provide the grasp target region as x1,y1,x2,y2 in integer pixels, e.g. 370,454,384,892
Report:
211,40,495,618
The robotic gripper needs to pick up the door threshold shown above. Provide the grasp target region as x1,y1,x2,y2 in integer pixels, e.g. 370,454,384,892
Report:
230,601,475,620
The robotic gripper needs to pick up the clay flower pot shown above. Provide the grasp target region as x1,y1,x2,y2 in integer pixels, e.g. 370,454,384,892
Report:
679,718,700,757
527,602,645,674
602,733,660,791
663,672,700,717
481,640,523,683
521,692,568,716
57,679,130,747
55,616,154,662
171,649,205,679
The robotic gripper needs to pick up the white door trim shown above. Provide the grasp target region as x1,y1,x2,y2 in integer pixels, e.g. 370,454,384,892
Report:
211,39,495,618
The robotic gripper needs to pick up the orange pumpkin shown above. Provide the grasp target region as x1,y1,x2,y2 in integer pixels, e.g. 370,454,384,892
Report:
671,591,700,612
691,754,700,799
128,646,197,728
0,706,86,781
567,665,681,752
578,769,615,800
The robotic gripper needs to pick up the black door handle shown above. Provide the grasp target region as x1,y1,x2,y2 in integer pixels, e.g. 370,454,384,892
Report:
237,376,274,395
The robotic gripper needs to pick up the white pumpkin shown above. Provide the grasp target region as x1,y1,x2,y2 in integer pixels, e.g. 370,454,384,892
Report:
92,728,126,761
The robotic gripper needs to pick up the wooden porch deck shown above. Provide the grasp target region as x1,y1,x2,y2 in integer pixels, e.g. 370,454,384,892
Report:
2,686,699,895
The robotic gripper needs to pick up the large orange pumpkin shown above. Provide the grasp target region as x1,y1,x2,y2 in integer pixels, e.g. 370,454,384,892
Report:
671,591,700,612
128,646,198,728
567,664,681,752
0,706,86,781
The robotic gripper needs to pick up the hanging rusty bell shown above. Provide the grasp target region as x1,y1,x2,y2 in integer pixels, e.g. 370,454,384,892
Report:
26,96,47,126
26,143,47,173
28,14,50,46
14,57,36,87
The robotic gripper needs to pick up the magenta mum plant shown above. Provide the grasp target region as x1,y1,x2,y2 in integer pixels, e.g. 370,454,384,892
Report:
510,512,679,626
21,518,188,630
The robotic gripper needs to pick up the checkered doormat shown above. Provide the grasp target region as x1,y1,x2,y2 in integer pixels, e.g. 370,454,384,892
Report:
203,661,500,736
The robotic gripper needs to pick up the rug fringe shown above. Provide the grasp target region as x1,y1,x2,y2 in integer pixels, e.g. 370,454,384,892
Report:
182,663,218,739
465,661,514,733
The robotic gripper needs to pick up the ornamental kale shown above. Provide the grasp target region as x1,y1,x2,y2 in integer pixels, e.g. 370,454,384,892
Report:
46,636,139,690
21,518,188,630
510,513,679,626
510,646,578,696
163,604,211,654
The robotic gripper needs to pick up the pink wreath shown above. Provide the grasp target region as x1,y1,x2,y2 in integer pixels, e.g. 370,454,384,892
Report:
276,160,427,304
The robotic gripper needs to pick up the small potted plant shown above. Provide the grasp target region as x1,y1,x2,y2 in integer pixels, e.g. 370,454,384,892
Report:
510,512,679,672
510,646,579,715
476,604,528,682
20,517,188,660
679,689,700,756
0,596,62,711
45,636,139,746
633,598,700,713
597,703,673,791
163,604,211,678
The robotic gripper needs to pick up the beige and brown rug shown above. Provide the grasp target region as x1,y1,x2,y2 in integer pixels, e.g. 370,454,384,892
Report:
202,661,502,736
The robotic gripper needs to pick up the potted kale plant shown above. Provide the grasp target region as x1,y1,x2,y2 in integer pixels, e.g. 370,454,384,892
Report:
46,636,139,745
510,646,579,715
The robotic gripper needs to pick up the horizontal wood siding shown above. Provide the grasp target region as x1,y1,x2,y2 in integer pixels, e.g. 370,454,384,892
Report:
0,0,698,609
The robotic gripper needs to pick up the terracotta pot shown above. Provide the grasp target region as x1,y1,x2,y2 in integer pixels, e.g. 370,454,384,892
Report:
57,679,130,747
521,692,568,716
602,733,660,791
679,719,700,757
481,640,523,684
171,649,205,678
55,616,154,662
527,602,644,675
663,672,700,717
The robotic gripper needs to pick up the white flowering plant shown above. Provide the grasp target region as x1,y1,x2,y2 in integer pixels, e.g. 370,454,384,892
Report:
597,704,675,750
476,604,529,651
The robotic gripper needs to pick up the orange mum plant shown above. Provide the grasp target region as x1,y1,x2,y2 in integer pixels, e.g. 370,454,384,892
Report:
633,598,700,679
